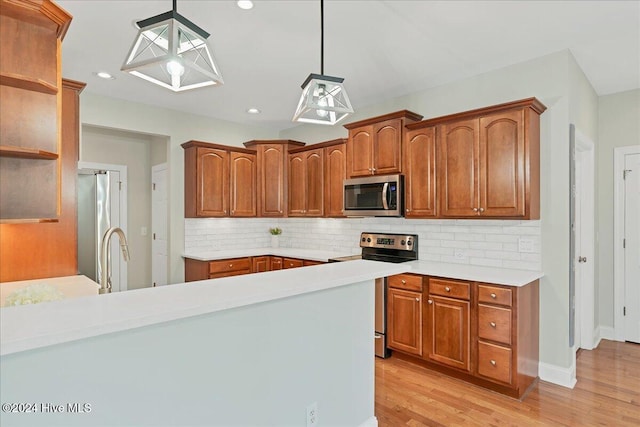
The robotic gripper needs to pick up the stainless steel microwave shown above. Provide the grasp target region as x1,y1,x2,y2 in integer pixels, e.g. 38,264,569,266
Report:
343,174,404,217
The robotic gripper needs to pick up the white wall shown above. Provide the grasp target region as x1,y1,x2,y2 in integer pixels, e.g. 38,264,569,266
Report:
597,89,640,328
0,281,375,427
79,93,280,285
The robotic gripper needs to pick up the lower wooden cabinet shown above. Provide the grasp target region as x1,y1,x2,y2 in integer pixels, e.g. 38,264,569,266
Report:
271,257,283,270
283,257,304,269
252,256,270,273
387,274,539,399
185,255,325,281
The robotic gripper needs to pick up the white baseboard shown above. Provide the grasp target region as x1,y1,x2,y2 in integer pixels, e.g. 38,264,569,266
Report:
358,416,378,427
598,326,616,341
538,361,577,389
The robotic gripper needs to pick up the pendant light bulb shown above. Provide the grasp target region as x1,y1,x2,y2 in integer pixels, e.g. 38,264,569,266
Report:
316,84,329,118
166,60,185,77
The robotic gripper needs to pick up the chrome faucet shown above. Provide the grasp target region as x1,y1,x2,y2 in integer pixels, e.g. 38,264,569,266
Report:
99,227,130,294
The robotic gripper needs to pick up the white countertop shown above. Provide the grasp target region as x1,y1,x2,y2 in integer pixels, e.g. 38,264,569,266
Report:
406,260,543,287
0,260,408,356
0,275,99,307
183,248,359,262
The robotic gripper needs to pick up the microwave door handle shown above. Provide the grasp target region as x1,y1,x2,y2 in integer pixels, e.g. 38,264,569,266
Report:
382,182,389,210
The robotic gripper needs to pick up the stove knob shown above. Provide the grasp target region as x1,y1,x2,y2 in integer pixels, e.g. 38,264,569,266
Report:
367,238,371,243
407,239,413,246
401,240,406,245
362,237,366,242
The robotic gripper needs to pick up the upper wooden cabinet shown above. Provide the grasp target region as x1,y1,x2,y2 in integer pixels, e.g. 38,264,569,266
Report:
404,126,437,218
0,0,72,222
182,141,256,218
344,110,422,178
244,140,305,217
323,140,347,217
288,148,324,217
406,98,545,219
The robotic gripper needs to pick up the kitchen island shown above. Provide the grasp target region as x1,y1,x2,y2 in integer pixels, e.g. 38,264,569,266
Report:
0,260,407,427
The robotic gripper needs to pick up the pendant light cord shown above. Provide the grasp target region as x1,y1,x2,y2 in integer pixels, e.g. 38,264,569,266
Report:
173,0,177,12
320,0,324,75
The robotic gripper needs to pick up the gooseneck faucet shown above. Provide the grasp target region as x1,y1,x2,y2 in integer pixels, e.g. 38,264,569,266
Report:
99,227,130,294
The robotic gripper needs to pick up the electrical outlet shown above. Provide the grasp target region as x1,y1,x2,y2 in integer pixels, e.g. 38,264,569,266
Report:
454,249,465,260
306,402,318,427
518,237,535,253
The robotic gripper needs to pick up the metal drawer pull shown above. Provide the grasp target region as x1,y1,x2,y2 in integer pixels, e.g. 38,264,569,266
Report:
374,335,382,339
401,279,406,284
416,297,420,302
490,293,497,299
428,300,433,304
490,322,496,328
490,360,497,366
445,286,451,292
229,264,233,267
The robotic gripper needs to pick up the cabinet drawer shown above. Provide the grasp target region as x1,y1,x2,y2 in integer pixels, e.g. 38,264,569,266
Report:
388,274,423,292
429,278,470,300
209,257,252,274
478,304,512,345
283,257,304,269
209,270,250,279
478,284,512,307
478,341,512,384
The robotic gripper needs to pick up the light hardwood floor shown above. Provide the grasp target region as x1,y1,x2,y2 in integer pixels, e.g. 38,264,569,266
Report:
375,340,640,426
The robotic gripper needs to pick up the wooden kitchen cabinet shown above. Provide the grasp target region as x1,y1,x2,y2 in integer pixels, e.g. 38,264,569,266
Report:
184,257,252,281
270,256,283,270
426,278,471,372
323,140,347,217
343,110,422,178
427,98,545,219
252,256,270,273
404,125,437,217
283,257,304,269
388,274,424,356
243,140,306,217
288,148,324,216
0,0,72,222
183,141,257,218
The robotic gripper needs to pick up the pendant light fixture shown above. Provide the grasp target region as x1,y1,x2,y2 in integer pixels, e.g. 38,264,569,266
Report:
121,0,223,92
293,0,353,125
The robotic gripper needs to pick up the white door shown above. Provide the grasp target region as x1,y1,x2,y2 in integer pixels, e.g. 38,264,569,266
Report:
152,164,168,287
624,153,640,343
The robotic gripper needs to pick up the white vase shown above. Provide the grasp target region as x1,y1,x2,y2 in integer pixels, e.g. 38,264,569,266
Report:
271,235,279,248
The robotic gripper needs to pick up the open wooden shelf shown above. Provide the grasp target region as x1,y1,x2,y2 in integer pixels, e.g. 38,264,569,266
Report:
0,145,58,160
0,218,59,224
0,72,58,95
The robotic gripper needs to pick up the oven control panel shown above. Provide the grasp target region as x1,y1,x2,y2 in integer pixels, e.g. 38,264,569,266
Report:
360,232,416,251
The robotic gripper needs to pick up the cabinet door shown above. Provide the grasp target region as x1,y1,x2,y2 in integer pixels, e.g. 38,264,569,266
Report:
388,288,423,356
438,119,479,217
305,149,324,216
271,256,283,270
230,152,256,217
426,295,470,372
288,153,306,216
197,147,229,217
324,143,346,217
373,119,402,175
259,144,286,216
348,126,373,177
405,126,437,217
252,256,270,273
479,109,525,217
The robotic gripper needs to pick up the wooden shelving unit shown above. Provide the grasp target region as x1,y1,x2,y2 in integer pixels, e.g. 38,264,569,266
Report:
0,72,58,95
0,145,59,160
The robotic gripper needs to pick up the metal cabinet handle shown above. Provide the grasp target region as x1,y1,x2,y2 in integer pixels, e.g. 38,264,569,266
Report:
490,293,497,299
473,207,479,212
490,322,496,328
428,300,433,304
479,207,485,213
229,264,233,268
416,297,420,302
445,286,451,292
401,279,406,284
490,360,497,366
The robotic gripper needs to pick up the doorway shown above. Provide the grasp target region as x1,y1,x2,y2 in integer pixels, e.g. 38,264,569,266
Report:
614,146,640,343
570,125,596,351
152,163,168,287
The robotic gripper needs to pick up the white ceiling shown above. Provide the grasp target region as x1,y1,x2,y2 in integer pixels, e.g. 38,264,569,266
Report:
58,0,640,132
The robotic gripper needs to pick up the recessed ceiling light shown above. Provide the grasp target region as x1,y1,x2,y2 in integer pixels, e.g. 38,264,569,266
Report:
237,1,254,10
94,71,115,80
247,108,261,114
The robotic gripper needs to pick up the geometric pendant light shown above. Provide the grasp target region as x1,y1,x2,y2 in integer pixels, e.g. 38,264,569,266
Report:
121,0,223,92
293,0,353,125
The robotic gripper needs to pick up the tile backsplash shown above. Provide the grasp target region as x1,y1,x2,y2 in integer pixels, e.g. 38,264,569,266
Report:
185,217,542,271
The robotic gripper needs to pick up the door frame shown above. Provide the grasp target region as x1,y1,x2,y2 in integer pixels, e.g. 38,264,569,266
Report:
152,163,168,287
78,161,128,292
573,128,596,350
614,145,640,341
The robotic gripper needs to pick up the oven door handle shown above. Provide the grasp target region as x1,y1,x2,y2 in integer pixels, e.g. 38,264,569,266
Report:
382,182,389,210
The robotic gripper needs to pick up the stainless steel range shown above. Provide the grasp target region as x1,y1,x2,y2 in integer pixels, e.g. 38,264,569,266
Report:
361,232,418,358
